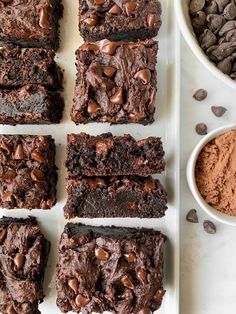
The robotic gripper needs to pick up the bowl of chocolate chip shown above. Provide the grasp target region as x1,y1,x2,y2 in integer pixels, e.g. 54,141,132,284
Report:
187,124,236,226
175,0,236,90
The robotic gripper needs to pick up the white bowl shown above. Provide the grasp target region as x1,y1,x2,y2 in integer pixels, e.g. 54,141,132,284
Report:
187,124,236,226
175,0,236,90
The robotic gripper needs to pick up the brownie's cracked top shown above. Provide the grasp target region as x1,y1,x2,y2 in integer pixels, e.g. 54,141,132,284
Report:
64,176,168,219
65,132,165,177
0,216,50,314
72,39,158,125
0,84,64,125
0,135,57,209
79,0,162,42
0,0,63,50
56,223,166,314
0,45,63,90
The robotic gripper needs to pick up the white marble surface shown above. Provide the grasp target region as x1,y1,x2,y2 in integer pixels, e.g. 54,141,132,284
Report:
180,38,236,314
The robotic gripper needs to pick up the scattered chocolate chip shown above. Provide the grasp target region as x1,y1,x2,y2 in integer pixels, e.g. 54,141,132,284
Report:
2,169,17,184
147,14,158,27
87,99,100,114
39,7,51,29
13,143,25,160
95,247,110,260
100,41,118,55
68,278,78,294
186,209,199,223
75,294,90,307
124,252,136,263
84,14,98,27
94,0,105,5
0,228,7,244
211,105,227,117
102,66,116,78
137,269,148,284
203,220,217,234
134,69,151,84
125,2,138,16
14,253,25,271
189,0,205,14
121,275,134,289
30,169,44,181
110,87,124,104
109,4,122,14
193,89,208,101
31,152,46,164
195,123,208,135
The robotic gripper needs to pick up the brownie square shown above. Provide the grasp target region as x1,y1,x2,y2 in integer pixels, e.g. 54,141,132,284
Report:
0,84,64,125
0,216,50,314
56,223,166,314
0,135,57,209
79,0,162,42
72,39,158,125
64,176,167,219
65,133,165,177
0,0,63,50
0,46,63,90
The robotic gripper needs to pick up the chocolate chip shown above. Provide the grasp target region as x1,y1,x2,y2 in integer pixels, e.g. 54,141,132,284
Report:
134,69,151,84
138,308,151,314
217,56,233,74
147,14,158,27
154,288,165,302
95,247,110,260
192,11,207,29
68,278,78,294
144,181,155,192
6,304,17,314
199,29,217,49
203,220,217,234
121,275,134,289
84,14,98,27
82,43,99,52
96,141,109,155
189,0,205,14
125,2,138,16
211,105,227,117
30,169,44,181
13,143,25,160
149,88,156,105
195,123,208,135
215,0,230,13
186,209,199,223
137,269,148,284
0,142,11,155
39,7,51,29
0,228,7,244
128,202,138,210
87,99,100,114
193,89,208,101
207,14,226,33
14,253,25,271
102,66,116,78
100,40,118,55
75,294,90,307
108,4,122,14
223,2,236,20
2,169,17,183
124,252,136,263
94,0,105,5
205,1,218,14
218,20,236,36
2,191,13,202
110,88,124,105
31,152,45,164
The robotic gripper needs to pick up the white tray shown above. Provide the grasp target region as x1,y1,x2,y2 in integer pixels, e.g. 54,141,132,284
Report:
0,1,180,313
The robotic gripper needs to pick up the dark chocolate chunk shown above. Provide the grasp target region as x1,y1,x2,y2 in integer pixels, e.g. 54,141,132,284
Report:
203,220,217,234
211,105,227,117
186,209,199,223
195,123,208,135
193,89,208,101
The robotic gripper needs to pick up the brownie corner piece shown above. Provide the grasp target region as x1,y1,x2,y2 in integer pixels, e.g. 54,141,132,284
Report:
0,134,57,209
0,0,63,50
64,176,168,219
0,216,50,314
56,223,166,313
72,39,158,125
79,0,162,42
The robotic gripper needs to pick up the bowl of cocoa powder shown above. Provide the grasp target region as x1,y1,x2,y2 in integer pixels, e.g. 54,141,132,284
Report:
187,125,236,226
175,0,236,90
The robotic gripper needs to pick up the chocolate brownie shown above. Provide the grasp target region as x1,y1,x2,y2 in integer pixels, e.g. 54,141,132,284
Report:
0,46,63,90
0,84,64,125
64,176,167,219
0,216,50,314
79,0,162,42
0,135,57,209
65,133,165,177
56,223,166,314
0,0,63,50
72,39,158,125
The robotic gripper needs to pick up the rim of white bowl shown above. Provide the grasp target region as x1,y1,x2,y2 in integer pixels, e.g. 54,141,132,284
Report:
186,124,236,226
175,0,236,91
